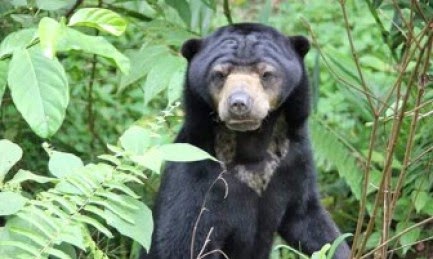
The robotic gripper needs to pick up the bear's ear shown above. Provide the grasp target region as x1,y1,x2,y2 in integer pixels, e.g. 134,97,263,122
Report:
181,38,202,61
289,35,310,58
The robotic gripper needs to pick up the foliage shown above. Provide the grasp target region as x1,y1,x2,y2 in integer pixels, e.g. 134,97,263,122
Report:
0,0,432,258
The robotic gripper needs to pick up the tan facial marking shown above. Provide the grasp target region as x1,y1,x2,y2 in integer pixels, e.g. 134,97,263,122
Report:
209,64,283,131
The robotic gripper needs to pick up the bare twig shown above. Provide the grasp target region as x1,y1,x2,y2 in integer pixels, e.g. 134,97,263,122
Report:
223,0,233,24
190,167,228,259
338,0,375,114
361,216,433,258
65,0,84,19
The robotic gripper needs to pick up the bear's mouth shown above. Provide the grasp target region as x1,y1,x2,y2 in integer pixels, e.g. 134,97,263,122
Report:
225,119,261,132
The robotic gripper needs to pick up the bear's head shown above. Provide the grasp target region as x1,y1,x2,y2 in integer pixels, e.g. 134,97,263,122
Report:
182,23,310,132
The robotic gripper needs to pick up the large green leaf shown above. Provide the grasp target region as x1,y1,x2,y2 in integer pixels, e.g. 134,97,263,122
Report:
119,126,151,155
167,67,185,104
0,28,36,58
396,222,421,255
68,8,127,36
104,196,153,252
9,169,56,185
35,0,74,10
159,143,218,162
0,139,23,182
0,192,27,216
48,151,84,178
166,0,191,27
0,60,8,108
119,45,170,91
143,55,185,104
57,27,130,74
38,17,63,59
8,48,69,138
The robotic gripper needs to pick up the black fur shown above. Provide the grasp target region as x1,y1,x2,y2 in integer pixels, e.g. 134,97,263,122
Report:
142,23,350,259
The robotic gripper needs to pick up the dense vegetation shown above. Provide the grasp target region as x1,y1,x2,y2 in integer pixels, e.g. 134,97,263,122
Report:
0,0,432,258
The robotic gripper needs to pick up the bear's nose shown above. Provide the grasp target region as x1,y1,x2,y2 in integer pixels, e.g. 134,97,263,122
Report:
228,91,251,116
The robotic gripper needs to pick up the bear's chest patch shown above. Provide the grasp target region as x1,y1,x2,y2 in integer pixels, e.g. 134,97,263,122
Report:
215,116,289,195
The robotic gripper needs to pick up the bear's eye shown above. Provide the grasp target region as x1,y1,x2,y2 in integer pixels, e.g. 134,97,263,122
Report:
261,71,275,82
212,71,227,81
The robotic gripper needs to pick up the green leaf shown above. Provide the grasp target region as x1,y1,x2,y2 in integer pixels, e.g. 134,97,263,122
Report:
8,48,69,138
59,224,86,250
413,191,429,213
311,119,363,199
68,8,127,36
48,151,84,178
327,233,352,259
0,28,37,58
38,17,63,59
35,0,74,10
311,243,330,259
0,192,27,216
119,45,170,91
167,67,185,104
143,55,185,104
74,215,113,238
397,222,421,255
10,0,27,7
0,60,8,108
9,169,56,185
104,196,153,252
119,126,151,155
0,139,23,182
131,148,163,174
159,143,218,162
166,0,191,27
57,27,130,74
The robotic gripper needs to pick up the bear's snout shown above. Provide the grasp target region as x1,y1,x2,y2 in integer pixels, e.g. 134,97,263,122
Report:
228,91,252,116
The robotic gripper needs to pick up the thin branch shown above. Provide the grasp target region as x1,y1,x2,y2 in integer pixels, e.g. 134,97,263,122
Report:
190,168,227,259
361,216,433,258
339,0,375,114
65,0,84,19
223,0,233,24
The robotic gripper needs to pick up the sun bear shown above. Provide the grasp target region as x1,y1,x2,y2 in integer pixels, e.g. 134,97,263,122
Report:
142,23,350,259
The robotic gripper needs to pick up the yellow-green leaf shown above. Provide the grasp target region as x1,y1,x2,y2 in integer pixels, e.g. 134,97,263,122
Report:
68,8,127,36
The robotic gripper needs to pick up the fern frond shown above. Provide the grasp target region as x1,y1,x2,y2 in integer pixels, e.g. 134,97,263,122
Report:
311,117,364,199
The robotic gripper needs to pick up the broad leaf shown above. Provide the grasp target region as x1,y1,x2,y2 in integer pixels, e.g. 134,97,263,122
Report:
35,0,74,10
311,244,330,259
413,191,429,213
57,27,130,74
8,48,69,138
119,45,170,91
0,139,23,182
131,148,163,174
166,0,191,27
119,126,151,155
104,196,153,252
0,60,8,108
48,151,84,178
10,0,27,7
143,55,185,104
9,169,56,185
0,192,27,216
38,17,63,59
167,67,185,104
68,8,127,36
159,143,217,162
0,28,36,58
397,222,421,254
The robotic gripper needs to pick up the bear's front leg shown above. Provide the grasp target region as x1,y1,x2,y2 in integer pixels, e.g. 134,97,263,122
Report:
278,192,351,259
143,162,230,259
